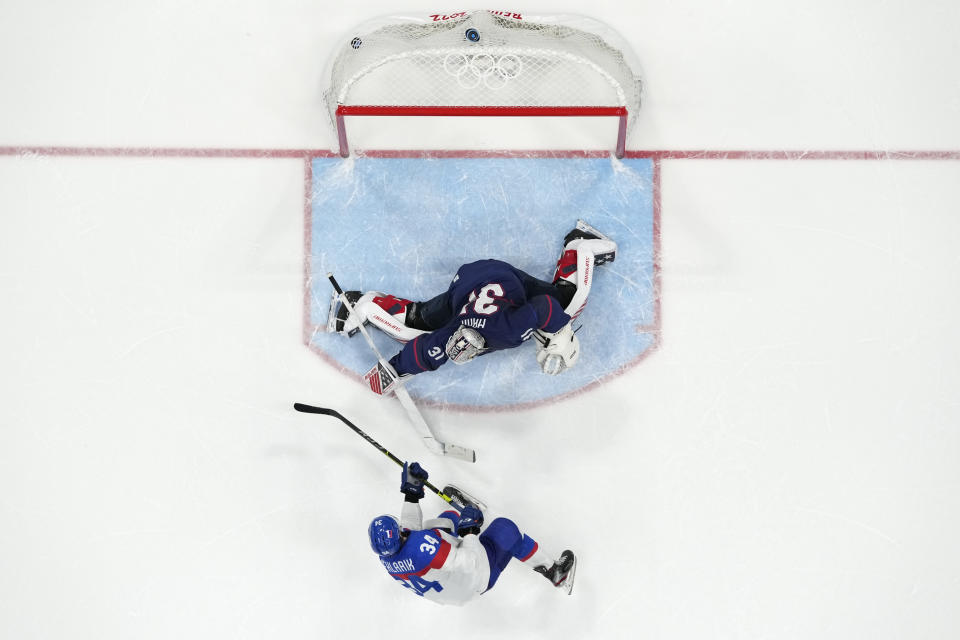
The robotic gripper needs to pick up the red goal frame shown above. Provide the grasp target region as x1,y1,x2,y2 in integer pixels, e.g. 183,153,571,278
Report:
335,105,630,158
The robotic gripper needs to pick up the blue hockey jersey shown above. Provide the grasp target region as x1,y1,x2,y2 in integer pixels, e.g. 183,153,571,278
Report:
380,526,491,605
388,260,571,377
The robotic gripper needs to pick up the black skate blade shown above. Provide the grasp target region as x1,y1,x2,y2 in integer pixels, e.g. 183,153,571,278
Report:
560,554,577,595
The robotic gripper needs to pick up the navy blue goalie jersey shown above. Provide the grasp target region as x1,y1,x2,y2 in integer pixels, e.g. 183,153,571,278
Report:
388,259,571,377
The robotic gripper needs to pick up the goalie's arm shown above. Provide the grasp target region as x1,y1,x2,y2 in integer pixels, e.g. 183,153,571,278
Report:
528,294,572,334
388,325,458,376
386,294,570,375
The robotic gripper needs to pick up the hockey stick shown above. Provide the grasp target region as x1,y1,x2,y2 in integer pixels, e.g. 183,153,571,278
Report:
293,402,460,507
327,272,476,463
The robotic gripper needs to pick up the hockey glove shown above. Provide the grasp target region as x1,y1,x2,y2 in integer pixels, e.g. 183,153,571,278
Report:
400,462,429,502
535,323,580,375
455,504,484,536
364,360,400,396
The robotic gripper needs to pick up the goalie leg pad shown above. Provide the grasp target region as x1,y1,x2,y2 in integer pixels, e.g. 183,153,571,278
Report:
366,293,428,342
566,219,617,263
558,250,595,320
555,220,618,282
553,249,579,285
551,221,617,319
573,237,617,266
553,238,617,284
335,291,427,342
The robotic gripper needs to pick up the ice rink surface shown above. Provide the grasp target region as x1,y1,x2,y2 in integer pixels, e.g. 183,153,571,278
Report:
2,2,960,639
307,156,656,407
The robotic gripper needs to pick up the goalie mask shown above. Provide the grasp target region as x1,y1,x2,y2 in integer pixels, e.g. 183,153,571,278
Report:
445,325,486,365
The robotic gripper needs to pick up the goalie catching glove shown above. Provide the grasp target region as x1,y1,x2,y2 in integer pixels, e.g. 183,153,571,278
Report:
534,323,580,375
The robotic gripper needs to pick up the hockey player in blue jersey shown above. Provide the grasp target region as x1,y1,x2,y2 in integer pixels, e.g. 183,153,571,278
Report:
369,461,576,605
332,220,617,395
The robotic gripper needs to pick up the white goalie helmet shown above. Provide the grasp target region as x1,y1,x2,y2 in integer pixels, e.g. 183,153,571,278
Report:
445,325,486,365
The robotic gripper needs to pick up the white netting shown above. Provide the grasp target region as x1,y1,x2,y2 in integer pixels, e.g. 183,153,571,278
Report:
324,10,643,124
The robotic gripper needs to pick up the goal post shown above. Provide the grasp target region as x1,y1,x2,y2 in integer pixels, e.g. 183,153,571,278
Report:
323,11,643,157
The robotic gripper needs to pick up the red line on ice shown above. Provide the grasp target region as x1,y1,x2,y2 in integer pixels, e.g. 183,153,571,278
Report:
6,143,958,411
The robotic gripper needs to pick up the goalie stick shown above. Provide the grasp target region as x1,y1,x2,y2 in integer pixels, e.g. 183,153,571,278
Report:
292,403,485,510
326,272,476,463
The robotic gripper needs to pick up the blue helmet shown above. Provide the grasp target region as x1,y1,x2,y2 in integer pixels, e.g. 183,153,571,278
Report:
368,515,403,556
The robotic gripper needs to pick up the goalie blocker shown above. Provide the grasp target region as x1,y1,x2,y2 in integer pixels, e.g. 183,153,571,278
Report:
364,360,403,396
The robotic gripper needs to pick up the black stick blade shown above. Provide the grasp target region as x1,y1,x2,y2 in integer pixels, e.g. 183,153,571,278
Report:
293,403,337,416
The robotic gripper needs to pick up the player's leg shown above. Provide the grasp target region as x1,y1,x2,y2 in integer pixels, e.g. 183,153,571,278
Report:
409,290,454,331
477,517,574,592
331,267,464,340
558,219,617,266
423,509,461,534
514,269,577,310
333,291,428,342
533,549,577,592
552,220,618,319
366,265,466,334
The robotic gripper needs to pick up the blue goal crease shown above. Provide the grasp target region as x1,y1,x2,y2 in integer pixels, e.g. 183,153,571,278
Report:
308,156,657,408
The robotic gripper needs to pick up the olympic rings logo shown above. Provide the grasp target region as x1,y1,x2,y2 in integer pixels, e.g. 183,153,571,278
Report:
442,53,523,90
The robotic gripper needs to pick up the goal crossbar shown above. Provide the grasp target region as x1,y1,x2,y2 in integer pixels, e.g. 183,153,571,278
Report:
335,105,629,157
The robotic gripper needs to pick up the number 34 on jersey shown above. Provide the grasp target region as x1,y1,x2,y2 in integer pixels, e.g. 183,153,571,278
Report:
385,533,445,597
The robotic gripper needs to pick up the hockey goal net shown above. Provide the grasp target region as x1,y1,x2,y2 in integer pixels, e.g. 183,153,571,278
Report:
324,11,644,157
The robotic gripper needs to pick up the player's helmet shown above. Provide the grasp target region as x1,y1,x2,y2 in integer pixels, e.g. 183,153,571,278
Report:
445,325,486,364
368,515,403,556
